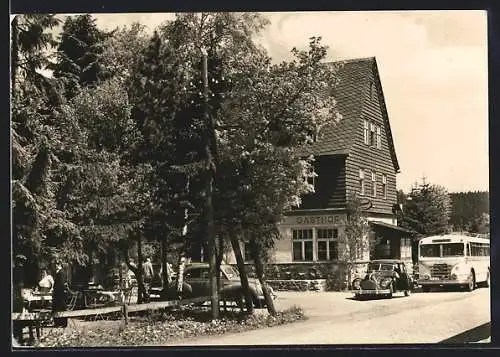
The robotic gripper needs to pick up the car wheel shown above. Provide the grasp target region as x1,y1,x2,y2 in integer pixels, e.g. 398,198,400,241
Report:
404,289,411,297
467,271,476,292
387,284,393,299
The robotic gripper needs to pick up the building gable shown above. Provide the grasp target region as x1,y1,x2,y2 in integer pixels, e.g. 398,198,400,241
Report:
301,57,400,174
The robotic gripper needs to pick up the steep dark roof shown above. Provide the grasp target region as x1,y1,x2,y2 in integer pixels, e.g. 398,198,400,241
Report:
302,57,400,173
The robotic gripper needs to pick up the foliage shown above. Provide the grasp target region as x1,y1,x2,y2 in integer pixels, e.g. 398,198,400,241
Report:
35,306,306,347
399,182,452,238
11,14,61,90
11,15,68,283
338,193,370,289
99,22,149,85
449,191,489,233
51,14,111,98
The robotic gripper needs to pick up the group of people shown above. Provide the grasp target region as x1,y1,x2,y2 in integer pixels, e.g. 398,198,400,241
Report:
13,259,68,344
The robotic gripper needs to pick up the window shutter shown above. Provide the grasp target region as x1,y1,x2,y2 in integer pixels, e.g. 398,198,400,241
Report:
376,126,381,148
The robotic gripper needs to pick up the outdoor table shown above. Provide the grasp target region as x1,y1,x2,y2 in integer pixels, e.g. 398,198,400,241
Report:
12,310,52,344
83,287,120,308
24,291,52,311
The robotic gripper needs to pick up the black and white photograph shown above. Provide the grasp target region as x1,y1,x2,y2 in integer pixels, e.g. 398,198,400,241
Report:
10,10,490,348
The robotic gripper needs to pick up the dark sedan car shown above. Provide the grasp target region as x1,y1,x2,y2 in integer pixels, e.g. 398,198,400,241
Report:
351,259,413,299
167,263,271,308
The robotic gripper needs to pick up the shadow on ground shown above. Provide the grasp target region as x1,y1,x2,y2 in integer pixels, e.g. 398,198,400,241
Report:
440,322,490,343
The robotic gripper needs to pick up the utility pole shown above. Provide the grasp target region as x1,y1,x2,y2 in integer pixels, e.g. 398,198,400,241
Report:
202,47,219,319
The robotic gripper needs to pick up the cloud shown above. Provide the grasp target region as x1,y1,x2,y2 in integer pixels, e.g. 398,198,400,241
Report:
255,11,488,192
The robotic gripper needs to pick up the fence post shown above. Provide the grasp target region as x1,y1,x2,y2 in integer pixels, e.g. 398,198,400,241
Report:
123,302,128,325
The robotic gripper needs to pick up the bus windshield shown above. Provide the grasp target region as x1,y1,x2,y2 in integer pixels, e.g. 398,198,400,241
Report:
420,244,440,257
442,243,464,257
420,243,464,258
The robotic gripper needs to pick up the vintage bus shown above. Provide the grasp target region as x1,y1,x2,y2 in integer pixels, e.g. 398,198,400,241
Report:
418,234,490,292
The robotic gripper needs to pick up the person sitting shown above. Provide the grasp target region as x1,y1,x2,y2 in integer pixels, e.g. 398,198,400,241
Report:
38,269,54,293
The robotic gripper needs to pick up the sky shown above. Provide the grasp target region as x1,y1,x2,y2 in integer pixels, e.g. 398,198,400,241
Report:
20,11,489,193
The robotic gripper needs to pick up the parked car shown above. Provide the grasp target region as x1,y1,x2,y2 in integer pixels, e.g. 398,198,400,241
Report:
351,259,413,299
167,263,272,308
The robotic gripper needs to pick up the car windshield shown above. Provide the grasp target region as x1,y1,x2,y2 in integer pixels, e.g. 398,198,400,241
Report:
368,263,394,271
221,265,240,279
380,264,395,271
442,243,464,257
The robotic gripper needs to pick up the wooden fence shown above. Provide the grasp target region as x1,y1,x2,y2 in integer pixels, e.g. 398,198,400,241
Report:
12,296,211,321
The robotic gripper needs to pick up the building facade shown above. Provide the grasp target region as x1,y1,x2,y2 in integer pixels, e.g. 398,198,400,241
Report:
222,58,414,284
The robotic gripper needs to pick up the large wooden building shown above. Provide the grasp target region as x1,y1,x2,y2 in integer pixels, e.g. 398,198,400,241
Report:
225,57,414,281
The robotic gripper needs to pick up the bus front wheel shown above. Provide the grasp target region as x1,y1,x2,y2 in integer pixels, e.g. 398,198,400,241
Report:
466,271,476,292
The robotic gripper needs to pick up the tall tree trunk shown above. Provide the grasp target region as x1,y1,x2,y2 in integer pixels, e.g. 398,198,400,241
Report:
11,15,19,99
160,237,170,298
136,234,148,303
229,228,254,313
205,172,219,319
123,236,147,304
249,239,276,316
216,234,224,292
202,48,219,320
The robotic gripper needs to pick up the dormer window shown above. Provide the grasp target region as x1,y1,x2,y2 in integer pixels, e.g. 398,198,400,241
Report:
370,123,376,146
382,174,387,199
372,171,377,197
363,120,369,145
359,169,365,196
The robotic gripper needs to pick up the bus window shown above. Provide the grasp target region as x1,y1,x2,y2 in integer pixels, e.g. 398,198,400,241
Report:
442,243,464,257
420,244,440,257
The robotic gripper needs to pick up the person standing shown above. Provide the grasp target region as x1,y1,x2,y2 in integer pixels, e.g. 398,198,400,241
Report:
38,269,54,293
52,262,68,328
142,258,154,286
12,255,27,344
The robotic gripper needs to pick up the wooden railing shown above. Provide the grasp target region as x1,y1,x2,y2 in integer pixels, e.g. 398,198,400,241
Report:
12,296,211,321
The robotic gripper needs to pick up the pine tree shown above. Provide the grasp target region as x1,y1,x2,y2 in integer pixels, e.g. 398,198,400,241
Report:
400,182,452,237
51,14,111,99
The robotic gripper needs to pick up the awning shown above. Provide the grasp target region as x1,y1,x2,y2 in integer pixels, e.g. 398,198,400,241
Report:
369,221,416,235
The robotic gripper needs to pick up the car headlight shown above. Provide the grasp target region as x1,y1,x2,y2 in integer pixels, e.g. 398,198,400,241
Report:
422,273,430,280
352,279,361,290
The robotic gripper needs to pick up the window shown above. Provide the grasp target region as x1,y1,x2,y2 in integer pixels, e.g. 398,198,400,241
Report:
292,229,313,261
370,123,376,146
376,126,381,149
420,244,440,258
470,242,490,256
363,120,369,145
442,243,464,257
307,165,316,188
371,172,377,197
317,228,339,260
359,169,365,195
382,174,387,199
